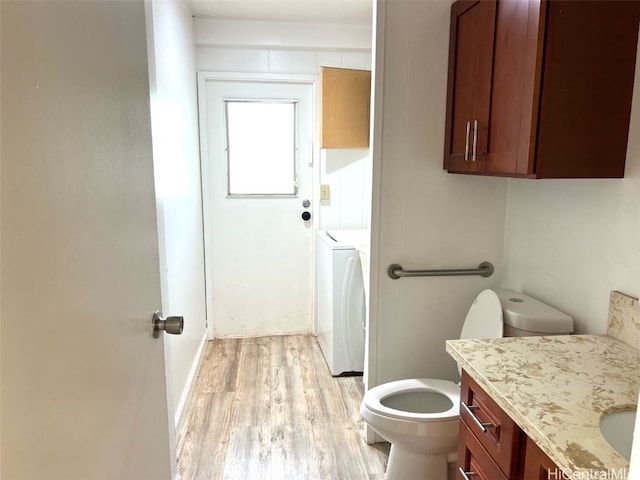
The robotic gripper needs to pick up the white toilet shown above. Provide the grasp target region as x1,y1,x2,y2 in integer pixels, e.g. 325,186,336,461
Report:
360,288,573,480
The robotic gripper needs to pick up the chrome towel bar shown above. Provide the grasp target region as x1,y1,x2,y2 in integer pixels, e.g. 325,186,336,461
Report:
387,262,494,280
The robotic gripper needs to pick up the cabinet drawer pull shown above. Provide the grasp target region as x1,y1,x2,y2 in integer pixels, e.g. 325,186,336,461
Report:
461,401,493,433
458,467,476,480
472,120,479,162
464,121,471,161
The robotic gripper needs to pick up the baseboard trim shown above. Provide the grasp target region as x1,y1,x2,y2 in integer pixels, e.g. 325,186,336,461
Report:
173,332,208,431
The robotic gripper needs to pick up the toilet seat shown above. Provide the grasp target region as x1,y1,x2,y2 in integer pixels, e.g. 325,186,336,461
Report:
364,378,460,422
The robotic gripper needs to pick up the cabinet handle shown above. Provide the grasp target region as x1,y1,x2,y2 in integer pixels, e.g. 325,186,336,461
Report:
458,467,476,479
472,120,479,162
461,401,493,433
464,121,471,161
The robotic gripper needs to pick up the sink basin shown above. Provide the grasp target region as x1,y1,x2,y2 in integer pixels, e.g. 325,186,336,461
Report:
599,409,636,461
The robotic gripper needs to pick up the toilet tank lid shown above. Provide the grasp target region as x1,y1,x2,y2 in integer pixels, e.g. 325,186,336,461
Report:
496,289,574,333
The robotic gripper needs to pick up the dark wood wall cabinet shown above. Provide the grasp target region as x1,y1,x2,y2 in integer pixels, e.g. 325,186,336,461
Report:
458,371,561,480
443,0,640,178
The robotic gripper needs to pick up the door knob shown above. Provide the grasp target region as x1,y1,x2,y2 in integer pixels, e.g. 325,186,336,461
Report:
301,211,311,221
152,311,184,338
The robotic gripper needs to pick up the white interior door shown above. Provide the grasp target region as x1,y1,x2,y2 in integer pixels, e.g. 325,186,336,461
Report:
1,2,173,479
201,78,315,337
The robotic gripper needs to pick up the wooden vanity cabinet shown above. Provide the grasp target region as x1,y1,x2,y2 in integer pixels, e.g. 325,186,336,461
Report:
320,67,371,149
458,370,562,480
444,0,640,178
458,371,522,479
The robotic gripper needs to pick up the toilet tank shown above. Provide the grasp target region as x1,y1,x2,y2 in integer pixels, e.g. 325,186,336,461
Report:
496,289,573,337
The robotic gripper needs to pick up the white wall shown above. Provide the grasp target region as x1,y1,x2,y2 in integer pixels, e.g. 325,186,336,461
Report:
320,149,371,230
502,35,640,335
196,46,371,75
194,18,371,50
194,19,373,231
368,0,508,389
146,0,208,428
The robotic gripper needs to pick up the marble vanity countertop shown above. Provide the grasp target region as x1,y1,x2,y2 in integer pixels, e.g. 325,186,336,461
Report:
446,334,640,474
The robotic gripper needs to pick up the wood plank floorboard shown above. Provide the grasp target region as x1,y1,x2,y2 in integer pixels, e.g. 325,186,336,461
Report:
177,334,390,480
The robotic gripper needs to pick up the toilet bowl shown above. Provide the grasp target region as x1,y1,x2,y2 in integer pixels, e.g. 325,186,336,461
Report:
360,378,460,479
360,288,573,480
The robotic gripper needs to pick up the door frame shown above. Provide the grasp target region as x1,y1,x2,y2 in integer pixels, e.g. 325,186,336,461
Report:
197,72,319,340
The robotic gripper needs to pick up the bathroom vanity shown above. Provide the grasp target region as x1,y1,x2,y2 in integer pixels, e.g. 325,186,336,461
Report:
447,292,640,479
457,371,562,479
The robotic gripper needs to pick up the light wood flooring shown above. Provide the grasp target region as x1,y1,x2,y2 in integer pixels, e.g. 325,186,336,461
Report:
176,334,390,480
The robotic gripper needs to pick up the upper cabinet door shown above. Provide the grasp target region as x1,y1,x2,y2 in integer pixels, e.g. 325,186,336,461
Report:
535,1,640,178
444,0,497,174
485,0,546,176
320,67,372,149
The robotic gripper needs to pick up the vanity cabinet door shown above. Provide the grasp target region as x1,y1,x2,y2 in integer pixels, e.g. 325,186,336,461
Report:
522,437,562,480
443,0,496,174
460,371,521,478
458,421,508,480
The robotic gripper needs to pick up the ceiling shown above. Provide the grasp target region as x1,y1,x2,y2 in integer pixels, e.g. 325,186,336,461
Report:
190,0,373,26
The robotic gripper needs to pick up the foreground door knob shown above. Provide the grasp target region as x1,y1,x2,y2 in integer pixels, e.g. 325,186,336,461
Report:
152,311,184,338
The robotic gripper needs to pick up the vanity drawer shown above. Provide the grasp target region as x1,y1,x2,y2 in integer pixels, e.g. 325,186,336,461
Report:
457,420,508,480
460,371,521,478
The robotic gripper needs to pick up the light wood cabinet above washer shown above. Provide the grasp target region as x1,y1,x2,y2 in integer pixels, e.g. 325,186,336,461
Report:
320,66,371,149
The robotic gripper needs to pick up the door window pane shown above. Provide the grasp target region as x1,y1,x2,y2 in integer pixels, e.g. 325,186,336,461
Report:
225,101,296,195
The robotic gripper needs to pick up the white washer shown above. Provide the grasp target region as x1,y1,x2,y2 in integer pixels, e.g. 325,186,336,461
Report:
315,230,367,376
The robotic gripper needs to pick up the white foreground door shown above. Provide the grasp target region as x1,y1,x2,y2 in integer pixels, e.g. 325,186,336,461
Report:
201,78,314,337
1,2,173,479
